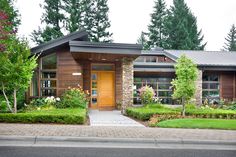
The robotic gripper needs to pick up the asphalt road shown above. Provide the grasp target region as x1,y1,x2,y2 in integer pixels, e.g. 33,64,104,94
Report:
0,147,235,157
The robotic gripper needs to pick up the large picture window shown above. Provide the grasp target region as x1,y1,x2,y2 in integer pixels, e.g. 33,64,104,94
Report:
40,54,57,96
133,77,173,104
202,74,220,103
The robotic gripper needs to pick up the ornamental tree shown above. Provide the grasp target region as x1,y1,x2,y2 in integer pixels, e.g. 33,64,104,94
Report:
0,36,38,113
0,11,38,113
171,55,198,116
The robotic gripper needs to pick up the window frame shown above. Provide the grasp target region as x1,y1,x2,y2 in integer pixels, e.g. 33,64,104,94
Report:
133,77,174,105
202,74,220,102
40,53,57,97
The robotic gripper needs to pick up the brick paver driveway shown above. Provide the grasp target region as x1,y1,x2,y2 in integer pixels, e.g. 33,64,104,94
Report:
0,123,236,141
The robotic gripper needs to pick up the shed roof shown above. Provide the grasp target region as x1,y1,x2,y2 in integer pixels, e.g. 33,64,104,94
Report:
31,29,88,55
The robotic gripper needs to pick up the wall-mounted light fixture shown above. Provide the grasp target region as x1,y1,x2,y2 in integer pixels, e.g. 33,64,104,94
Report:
72,73,82,76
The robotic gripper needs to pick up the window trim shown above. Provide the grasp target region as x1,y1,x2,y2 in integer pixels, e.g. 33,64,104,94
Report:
40,53,57,97
202,74,220,102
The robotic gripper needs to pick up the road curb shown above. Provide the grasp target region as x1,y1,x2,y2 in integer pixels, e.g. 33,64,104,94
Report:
0,135,236,146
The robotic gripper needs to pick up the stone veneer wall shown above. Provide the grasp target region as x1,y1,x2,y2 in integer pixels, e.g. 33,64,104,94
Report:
121,57,134,113
194,69,202,106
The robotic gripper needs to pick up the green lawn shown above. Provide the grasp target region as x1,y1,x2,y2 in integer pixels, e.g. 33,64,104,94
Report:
0,108,87,124
157,119,236,130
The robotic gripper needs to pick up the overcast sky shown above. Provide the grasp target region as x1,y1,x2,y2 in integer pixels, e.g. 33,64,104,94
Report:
15,0,236,50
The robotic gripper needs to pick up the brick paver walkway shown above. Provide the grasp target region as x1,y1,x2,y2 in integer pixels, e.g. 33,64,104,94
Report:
0,123,236,141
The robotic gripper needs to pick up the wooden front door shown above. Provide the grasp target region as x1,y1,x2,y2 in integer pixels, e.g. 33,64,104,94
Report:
91,71,115,109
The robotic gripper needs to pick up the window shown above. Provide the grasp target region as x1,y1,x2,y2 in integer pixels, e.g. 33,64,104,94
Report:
145,56,157,62
30,71,39,96
92,64,114,71
202,74,220,103
91,73,98,105
40,54,57,96
133,77,174,104
134,56,174,63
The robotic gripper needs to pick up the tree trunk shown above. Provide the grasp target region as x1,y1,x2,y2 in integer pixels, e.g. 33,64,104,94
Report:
13,89,17,114
182,97,186,117
1,82,13,113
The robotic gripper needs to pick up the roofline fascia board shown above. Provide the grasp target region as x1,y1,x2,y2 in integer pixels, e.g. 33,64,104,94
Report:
31,30,88,54
69,41,142,55
69,41,142,50
200,66,236,71
134,62,175,67
134,68,175,72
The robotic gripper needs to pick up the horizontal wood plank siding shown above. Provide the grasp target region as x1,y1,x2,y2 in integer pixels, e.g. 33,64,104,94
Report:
221,72,234,100
115,61,122,105
57,50,83,96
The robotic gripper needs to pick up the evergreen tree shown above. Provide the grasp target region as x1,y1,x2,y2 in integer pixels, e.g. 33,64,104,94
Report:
137,31,149,50
83,0,112,42
62,0,84,33
0,0,20,31
31,0,65,44
164,0,206,50
223,24,236,51
147,0,167,49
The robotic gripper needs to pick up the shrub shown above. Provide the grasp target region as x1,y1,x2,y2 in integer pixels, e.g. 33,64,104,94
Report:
0,108,86,124
148,114,194,127
224,102,236,110
139,86,155,105
126,106,178,121
59,87,89,109
186,108,236,119
0,100,8,112
185,104,196,110
25,96,60,111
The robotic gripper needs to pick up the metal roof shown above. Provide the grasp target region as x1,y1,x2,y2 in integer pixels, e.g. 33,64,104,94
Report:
31,29,88,55
165,50,236,67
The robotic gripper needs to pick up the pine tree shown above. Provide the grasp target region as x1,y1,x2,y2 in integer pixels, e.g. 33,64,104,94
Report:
164,0,206,50
147,0,167,49
0,0,20,31
137,31,149,50
223,24,236,51
62,0,84,33
31,0,65,44
83,0,112,42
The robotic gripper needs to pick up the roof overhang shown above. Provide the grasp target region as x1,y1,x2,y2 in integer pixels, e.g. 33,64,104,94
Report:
69,41,142,61
31,30,88,55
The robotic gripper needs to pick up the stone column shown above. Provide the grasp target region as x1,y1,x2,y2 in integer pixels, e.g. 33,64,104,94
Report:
121,57,134,114
194,69,202,106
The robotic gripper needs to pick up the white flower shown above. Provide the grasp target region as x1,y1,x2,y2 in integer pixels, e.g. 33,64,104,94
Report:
56,97,60,101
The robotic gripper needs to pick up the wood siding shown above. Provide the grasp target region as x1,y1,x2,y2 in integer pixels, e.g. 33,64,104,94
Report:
115,61,122,105
220,72,235,100
204,71,236,101
57,49,83,96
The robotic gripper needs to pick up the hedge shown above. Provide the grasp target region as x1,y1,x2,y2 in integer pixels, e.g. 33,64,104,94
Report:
0,108,87,124
186,109,236,119
126,107,178,121
127,106,236,121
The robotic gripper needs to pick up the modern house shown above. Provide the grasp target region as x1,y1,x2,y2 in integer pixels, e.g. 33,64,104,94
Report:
29,30,236,110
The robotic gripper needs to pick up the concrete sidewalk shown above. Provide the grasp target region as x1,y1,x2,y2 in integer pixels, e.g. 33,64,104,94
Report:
89,110,144,127
0,123,236,141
